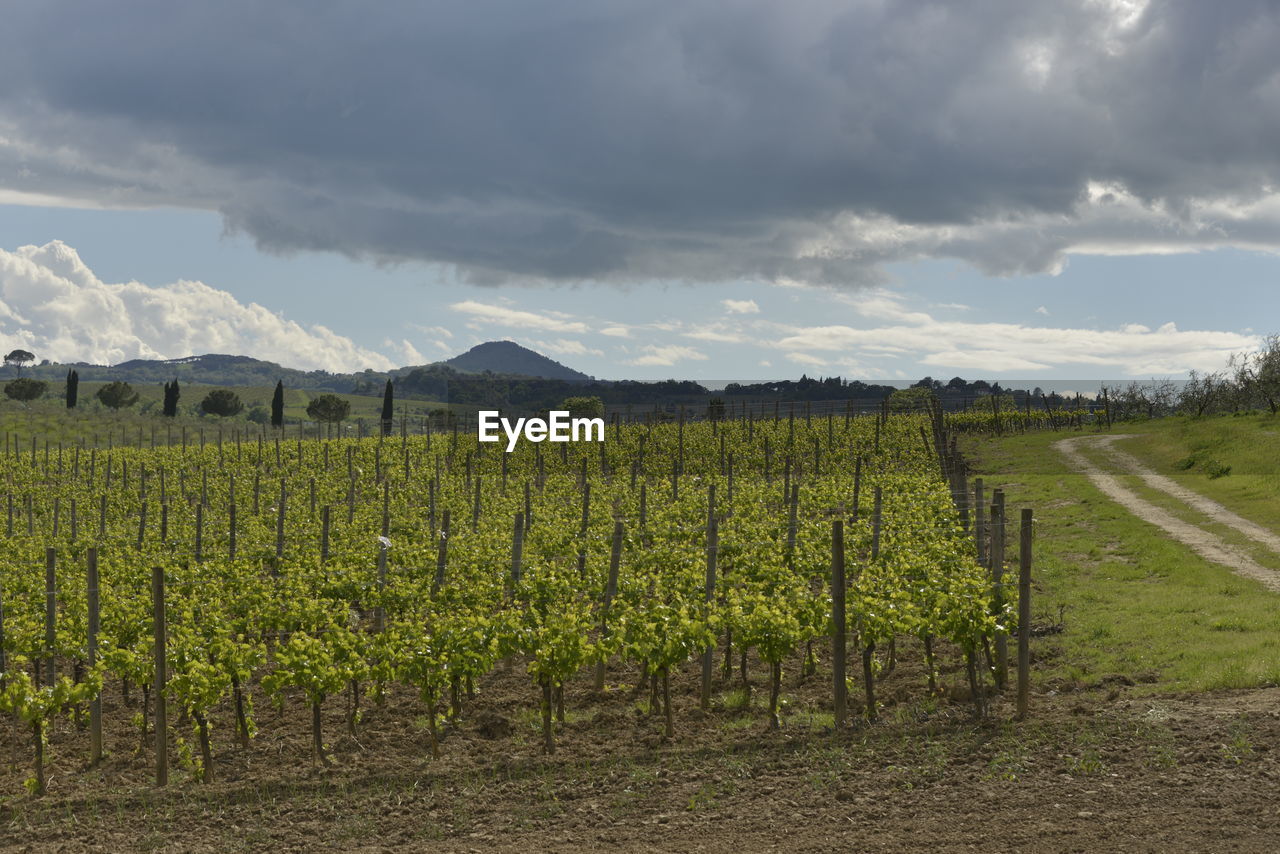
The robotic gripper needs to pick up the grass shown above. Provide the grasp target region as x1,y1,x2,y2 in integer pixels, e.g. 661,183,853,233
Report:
1108,413,1280,529
961,420,1280,694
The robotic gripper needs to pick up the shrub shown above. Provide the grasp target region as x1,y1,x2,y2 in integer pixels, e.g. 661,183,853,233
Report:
306,394,351,423
96,381,139,410
201,389,244,417
4,378,47,402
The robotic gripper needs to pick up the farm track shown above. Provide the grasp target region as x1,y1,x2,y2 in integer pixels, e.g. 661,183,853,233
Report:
1054,435,1280,592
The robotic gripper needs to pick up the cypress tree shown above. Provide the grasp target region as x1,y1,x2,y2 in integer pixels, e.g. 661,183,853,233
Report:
381,379,394,437
162,379,180,417
65,369,78,409
271,380,285,429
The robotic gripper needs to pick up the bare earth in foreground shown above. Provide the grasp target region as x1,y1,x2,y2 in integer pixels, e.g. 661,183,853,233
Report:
3,654,1280,853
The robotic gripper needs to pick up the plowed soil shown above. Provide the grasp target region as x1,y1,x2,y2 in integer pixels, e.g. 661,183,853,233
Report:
4,648,1280,853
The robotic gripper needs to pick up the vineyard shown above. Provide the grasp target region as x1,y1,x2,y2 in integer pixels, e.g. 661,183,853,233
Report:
0,411,1021,796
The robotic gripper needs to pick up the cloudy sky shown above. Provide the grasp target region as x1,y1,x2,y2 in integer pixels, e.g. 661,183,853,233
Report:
1,0,1277,381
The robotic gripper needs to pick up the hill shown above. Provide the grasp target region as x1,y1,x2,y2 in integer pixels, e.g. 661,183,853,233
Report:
444,340,592,381
24,353,373,391
17,341,593,390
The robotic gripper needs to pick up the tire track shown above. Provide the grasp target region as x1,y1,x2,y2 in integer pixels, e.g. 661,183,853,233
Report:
1054,435,1280,593
1094,435,1280,555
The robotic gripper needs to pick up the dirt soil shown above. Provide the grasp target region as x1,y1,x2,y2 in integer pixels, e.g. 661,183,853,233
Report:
1055,435,1280,592
4,645,1280,853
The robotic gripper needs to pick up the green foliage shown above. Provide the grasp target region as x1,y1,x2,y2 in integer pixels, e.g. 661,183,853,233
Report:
163,379,181,417
560,395,604,418
307,393,351,423
201,388,244,417
888,387,935,413
271,380,285,428
1205,460,1232,479
4,348,35,372
5,377,47,402
96,381,140,410
381,379,394,426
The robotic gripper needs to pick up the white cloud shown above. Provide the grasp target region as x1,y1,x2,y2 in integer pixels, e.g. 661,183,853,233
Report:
773,291,1256,375
722,299,760,315
786,352,828,367
412,324,453,339
683,327,747,344
626,345,708,367
758,360,772,368
530,338,604,358
1035,305,1050,316
449,300,588,334
599,325,631,338
0,241,395,371
385,338,426,365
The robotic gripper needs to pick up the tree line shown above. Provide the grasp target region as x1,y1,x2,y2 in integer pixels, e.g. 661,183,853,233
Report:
8,336,1280,423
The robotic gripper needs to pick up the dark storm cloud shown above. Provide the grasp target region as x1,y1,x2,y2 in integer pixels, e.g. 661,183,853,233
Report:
1,0,1278,283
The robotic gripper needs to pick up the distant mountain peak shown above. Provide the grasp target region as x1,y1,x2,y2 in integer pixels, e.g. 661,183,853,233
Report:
444,340,591,381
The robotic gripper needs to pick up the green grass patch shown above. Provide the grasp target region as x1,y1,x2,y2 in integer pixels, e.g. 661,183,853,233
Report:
1110,413,1280,528
961,423,1280,694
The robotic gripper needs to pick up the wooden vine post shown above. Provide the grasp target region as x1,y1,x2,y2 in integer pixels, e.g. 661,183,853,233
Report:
699,515,718,709
87,547,103,765
831,519,847,728
153,566,168,787
1017,508,1033,720
973,477,986,565
594,520,624,692
433,510,452,596
991,490,1008,689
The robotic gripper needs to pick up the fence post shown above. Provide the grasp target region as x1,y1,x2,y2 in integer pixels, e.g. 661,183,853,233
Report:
374,542,388,634
1017,509,1033,720
275,479,286,563
871,487,883,560
44,548,57,686
433,509,452,595
229,481,238,561
973,477,986,565
88,548,102,765
321,505,331,564
831,520,847,728
507,510,521,592
596,521,625,692
0,562,6,679
699,517,718,709
192,504,202,563
153,566,168,786
992,491,1008,690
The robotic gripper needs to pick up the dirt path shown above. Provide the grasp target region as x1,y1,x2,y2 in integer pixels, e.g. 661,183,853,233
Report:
1054,435,1280,593
1097,436,1280,554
